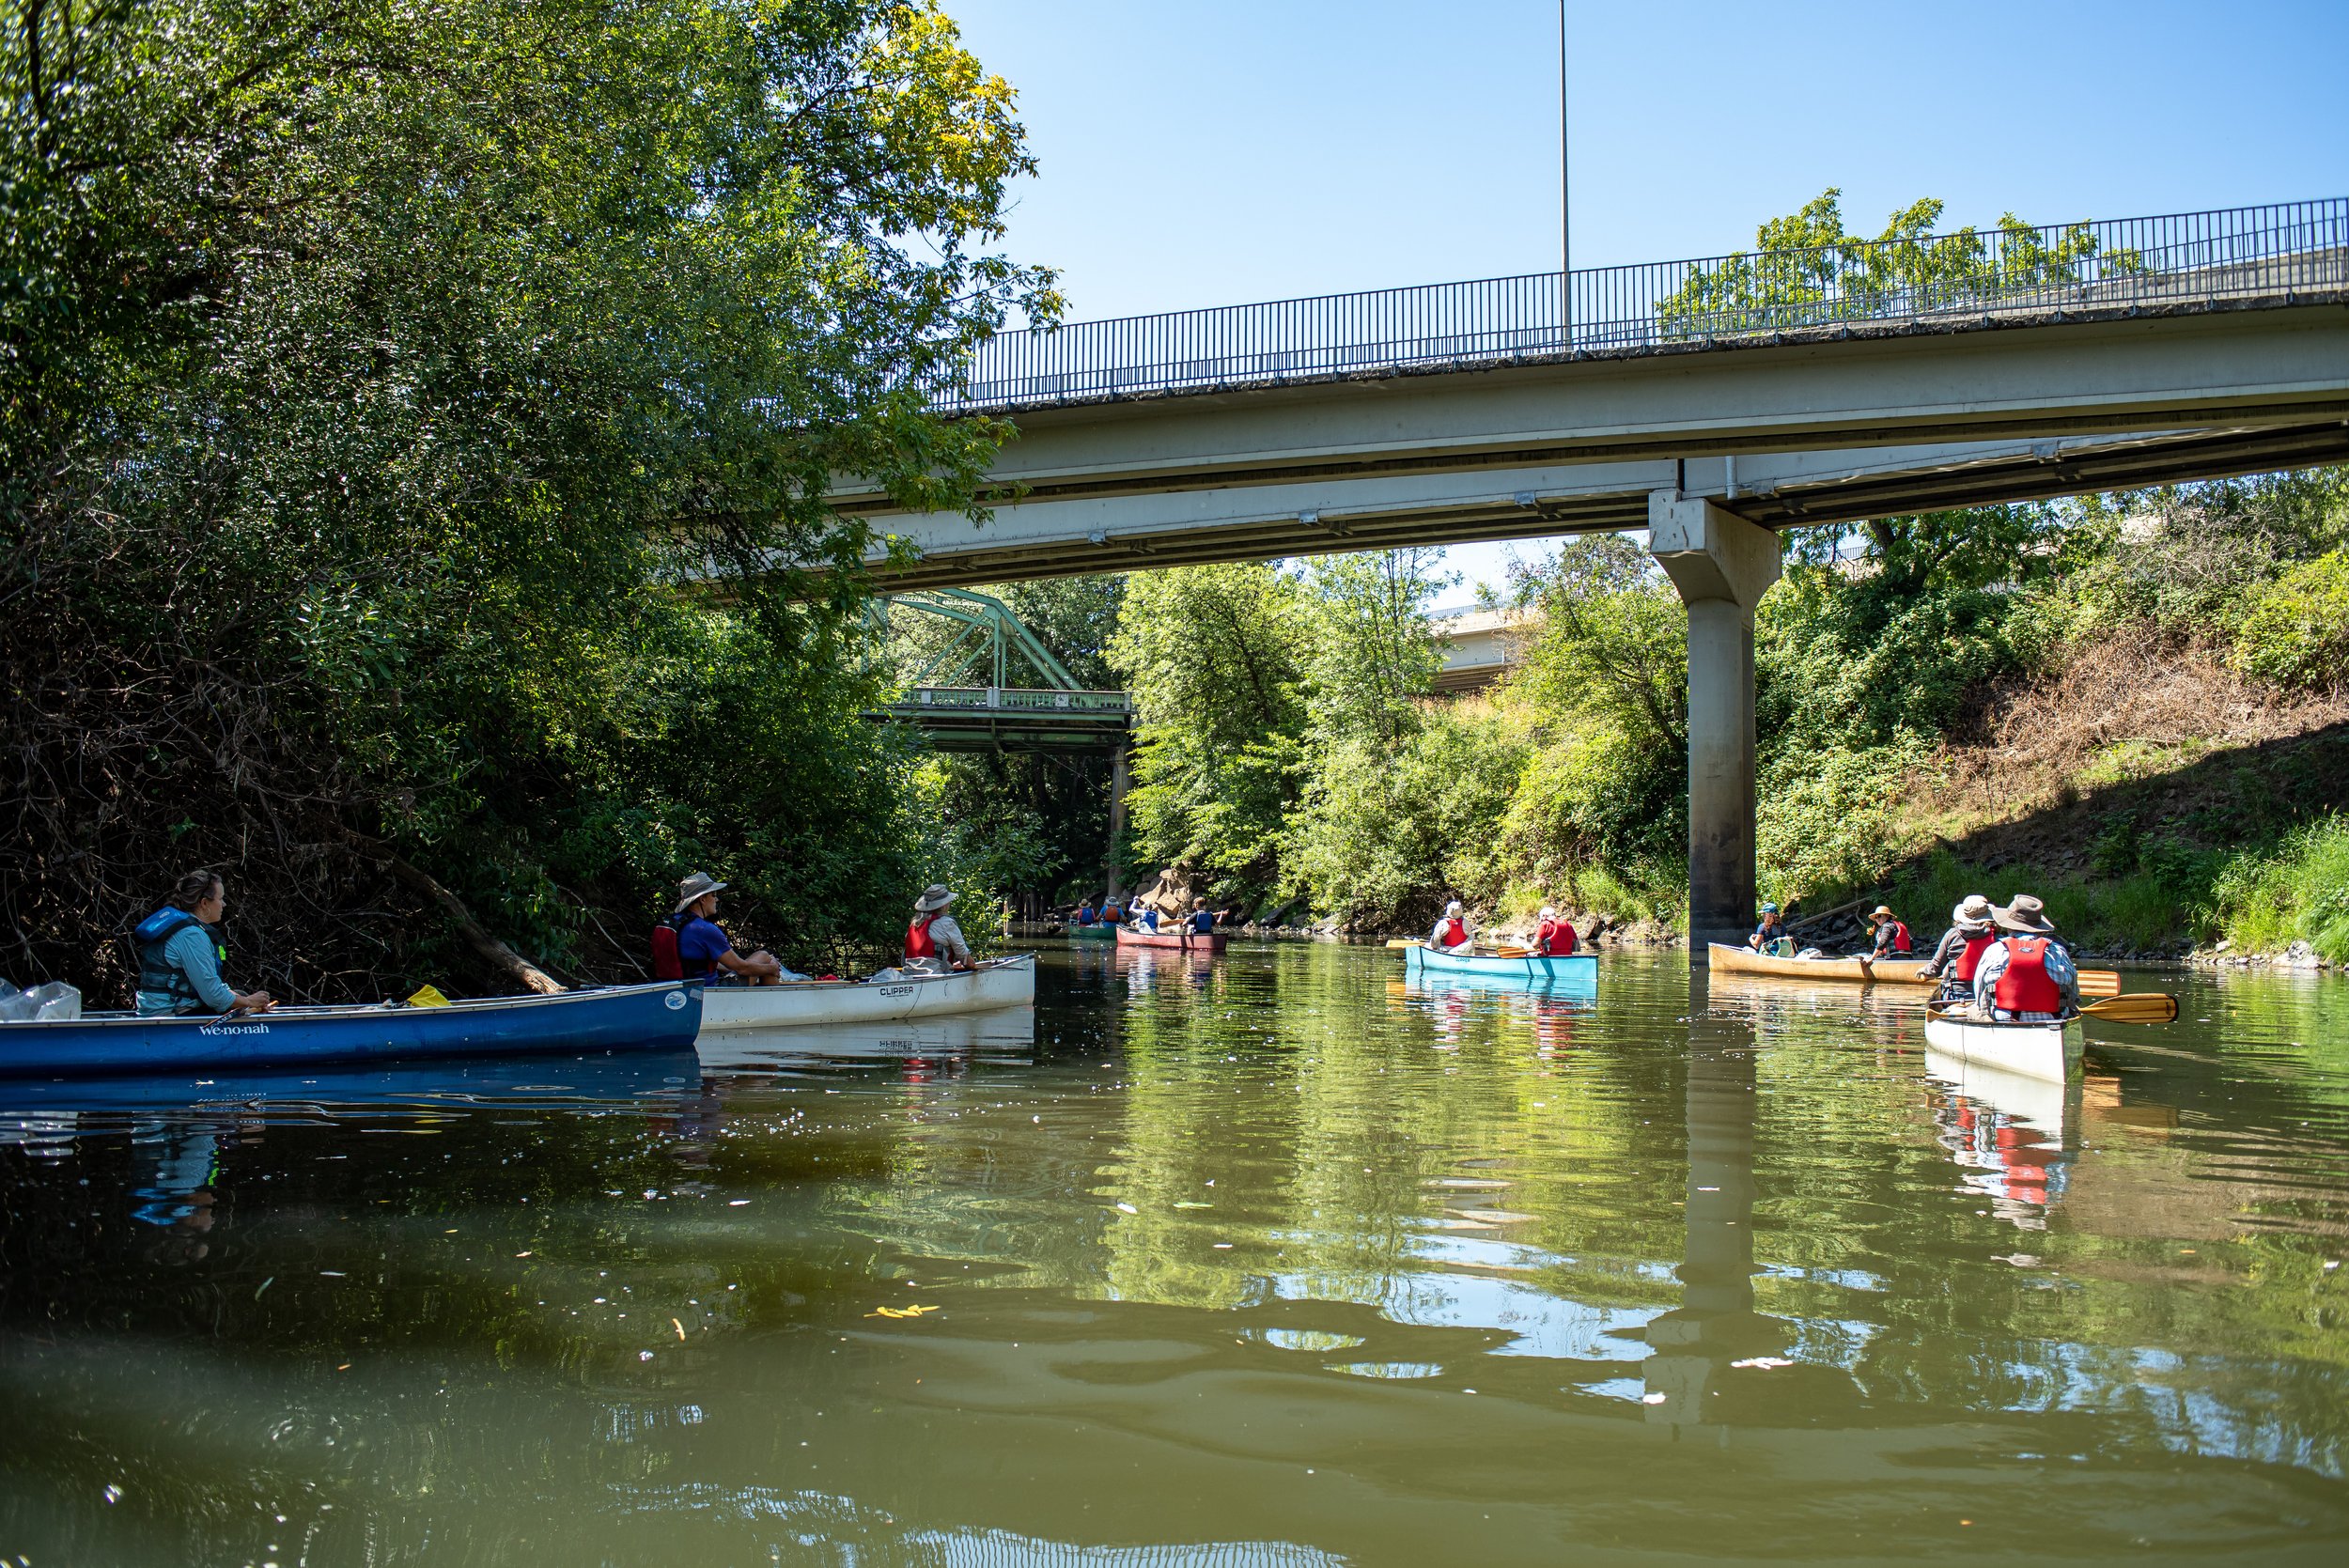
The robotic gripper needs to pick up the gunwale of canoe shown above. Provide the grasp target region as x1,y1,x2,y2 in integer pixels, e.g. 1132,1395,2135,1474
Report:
1704,942,1934,986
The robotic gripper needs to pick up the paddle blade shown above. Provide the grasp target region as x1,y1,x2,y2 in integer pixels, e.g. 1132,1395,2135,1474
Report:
2078,969,2122,1000
1386,939,1423,950
2082,992,2179,1025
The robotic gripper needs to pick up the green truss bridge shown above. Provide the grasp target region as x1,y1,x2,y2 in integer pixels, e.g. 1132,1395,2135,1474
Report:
867,588,1133,753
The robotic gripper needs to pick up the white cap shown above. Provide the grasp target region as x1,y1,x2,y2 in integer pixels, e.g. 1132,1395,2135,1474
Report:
1538,906,1557,921
1445,900,1465,917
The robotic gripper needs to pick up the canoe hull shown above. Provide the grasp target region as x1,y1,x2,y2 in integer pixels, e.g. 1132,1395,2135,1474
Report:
697,955,1036,1032
1114,928,1228,953
1706,942,1934,986
1066,924,1116,941
1922,1008,2082,1083
1406,944,1598,989
0,981,704,1078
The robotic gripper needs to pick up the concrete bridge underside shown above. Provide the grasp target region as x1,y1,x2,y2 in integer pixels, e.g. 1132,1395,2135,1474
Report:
838,294,2349,952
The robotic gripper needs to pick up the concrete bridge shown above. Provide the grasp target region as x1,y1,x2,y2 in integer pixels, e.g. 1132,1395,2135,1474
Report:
839,200,2349,953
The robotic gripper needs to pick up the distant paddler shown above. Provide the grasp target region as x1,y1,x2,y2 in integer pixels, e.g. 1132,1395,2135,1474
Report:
1428,900,1474,955
1535,905,1579,956
1863,905,1914,959
905,883,976,974
1129,903,1162,934
1075,896,1098,927
1185,897,1220,936
1747,903,1791,957
661,872,783,986
133,870,275,1017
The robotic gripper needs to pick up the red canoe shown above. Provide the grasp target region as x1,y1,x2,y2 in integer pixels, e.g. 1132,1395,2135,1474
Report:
1113,926,1229,953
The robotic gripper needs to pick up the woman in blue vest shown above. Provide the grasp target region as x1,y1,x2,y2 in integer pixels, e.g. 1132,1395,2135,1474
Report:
134,871,274,1017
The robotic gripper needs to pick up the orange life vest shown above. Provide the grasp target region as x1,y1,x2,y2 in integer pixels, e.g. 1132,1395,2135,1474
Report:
905,914,937,960
1952,932,1997,983
1992,936,2063,1014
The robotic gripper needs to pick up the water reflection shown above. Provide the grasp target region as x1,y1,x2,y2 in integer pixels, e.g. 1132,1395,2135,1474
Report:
2,948,2347,1563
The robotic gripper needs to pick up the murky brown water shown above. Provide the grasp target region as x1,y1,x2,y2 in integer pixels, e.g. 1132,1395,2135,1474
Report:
2,945,2344,1564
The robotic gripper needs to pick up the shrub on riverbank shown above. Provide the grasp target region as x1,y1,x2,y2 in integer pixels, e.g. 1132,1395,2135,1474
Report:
2206,818,2349,965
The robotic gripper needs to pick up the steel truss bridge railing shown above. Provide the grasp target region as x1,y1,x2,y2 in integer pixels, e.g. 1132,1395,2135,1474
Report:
943,198,2347,411
878,686,1133,753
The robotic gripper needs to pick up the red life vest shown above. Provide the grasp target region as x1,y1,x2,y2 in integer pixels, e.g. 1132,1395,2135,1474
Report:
650,924,683,981
1952,932,1997,983
905,915,937,960
1539,919,1578,956
1992,936,2063,1014
1887,920,1913,954
1439,917,1468,948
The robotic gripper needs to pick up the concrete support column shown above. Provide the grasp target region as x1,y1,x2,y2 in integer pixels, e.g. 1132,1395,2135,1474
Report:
1104,744,1130,902
1650,492,1782,959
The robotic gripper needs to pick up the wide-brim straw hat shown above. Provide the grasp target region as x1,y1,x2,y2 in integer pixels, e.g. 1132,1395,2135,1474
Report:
674,871,726,913
1871,905,1895,919
914,883,957,913
1993,894,2057,933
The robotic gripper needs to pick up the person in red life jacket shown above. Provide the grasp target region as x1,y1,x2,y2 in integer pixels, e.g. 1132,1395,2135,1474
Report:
905,883,975,973
657,872,781,986
1099,896,1126,925
1535,905,1579,956
1428,899,1474,955
1865,904,1914,959
1972,895,2079,1021
1917,893,1998,1002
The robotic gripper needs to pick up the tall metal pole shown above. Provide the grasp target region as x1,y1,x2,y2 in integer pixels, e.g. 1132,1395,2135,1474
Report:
1559,0,1571,347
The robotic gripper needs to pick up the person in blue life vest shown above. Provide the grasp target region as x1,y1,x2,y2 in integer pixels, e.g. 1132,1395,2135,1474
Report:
1865,905,1914,959
1972,895,2080,1021
665,873,782,986
1747,903,1791,956
905,884,975,972
1130,903,1161,934
1186,898,1218,936
1428,900,1474,955
1918,893,1998,1002
1075,897,1098,927
134,870,275,1017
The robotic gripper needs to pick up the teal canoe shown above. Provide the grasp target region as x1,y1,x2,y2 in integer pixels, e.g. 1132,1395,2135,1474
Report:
1066,924,1115,941
1405,944,1598,989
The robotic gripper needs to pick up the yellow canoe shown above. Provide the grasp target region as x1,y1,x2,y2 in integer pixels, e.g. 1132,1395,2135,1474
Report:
1705,942,1935,986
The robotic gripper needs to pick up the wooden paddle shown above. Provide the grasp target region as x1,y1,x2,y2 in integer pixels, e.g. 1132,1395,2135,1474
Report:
2081,992,2179,1025
2078,969,2121,1000
1385,939,1423,950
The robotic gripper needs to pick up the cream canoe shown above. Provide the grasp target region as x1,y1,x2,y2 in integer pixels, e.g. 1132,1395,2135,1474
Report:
1705,942,1934,986
696,955,1035,1033
1921,1004,2083,1083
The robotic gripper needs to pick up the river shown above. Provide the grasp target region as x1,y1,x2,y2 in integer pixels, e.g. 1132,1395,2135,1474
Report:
2,944,2344,1564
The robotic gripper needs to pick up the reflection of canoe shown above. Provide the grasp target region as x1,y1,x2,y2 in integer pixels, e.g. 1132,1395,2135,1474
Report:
1706,942,1932,986
1922,1048,2072,1139
699,955,1034,1032
1406,945,1597,988
1066,924,1115,941
1922,1004,2081,1082
697,1007,1037,1067
0,1050,705,1121
1114,927,1227,953
0,981,703,1078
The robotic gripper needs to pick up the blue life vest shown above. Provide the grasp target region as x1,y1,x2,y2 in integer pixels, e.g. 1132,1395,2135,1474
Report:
1189,909,1214,933
135,907,225,1012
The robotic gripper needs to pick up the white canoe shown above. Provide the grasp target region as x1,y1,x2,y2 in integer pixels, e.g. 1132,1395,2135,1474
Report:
696,955,1036,1033
1921,1005,2082,1083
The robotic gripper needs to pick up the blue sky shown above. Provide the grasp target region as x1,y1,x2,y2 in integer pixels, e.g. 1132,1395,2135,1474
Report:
944,0,2349,597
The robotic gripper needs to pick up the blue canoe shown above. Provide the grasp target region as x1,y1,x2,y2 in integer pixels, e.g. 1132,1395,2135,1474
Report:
0,980,703,1077
1405,944,1598,989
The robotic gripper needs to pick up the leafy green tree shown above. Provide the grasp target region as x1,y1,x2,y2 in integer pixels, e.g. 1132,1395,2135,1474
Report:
1,0,1052,997
1106,562,1308,902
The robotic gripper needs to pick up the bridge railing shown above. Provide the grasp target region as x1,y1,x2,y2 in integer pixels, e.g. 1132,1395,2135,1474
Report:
943,198,2347,410
888,687,1134,716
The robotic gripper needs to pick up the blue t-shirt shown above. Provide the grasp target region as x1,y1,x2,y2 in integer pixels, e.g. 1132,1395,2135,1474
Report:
675,916,733,976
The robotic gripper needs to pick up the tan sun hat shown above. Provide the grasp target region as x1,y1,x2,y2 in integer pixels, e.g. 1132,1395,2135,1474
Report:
1993,894,2057,934
1871,905,1895,919
914,883,957,913
1952,894,1994,932
674,871,726,914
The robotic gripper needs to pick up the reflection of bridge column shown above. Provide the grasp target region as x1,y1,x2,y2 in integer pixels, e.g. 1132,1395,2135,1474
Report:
1644,970,1783,1427
1651,493,1781,958
1104,745,1130,902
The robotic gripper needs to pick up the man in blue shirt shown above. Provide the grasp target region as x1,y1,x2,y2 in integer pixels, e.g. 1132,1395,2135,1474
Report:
1076,898,1098,926
669,873,782,986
